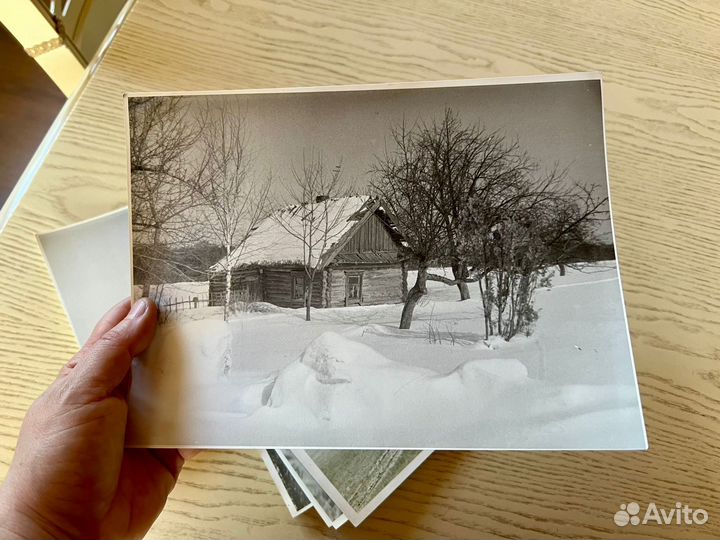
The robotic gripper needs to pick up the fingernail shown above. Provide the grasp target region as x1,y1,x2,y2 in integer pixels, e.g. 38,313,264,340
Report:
128,298,149,319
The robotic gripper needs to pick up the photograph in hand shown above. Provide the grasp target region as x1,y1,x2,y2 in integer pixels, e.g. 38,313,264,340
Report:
125,74,646,449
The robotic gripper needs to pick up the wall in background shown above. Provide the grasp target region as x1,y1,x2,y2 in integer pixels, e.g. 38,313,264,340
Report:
0,24,65,205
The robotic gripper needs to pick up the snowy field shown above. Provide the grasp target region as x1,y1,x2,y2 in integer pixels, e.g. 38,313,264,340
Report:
127,261,646,449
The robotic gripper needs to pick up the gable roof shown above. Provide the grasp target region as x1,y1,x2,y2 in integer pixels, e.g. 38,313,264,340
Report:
212,195,398,271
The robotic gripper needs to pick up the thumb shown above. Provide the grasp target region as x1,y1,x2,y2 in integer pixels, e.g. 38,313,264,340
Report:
71,298,158,398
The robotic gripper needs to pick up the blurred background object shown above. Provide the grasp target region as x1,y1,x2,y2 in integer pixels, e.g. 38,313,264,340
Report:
35,0,129,72
0,23,65,205
0,0,129,206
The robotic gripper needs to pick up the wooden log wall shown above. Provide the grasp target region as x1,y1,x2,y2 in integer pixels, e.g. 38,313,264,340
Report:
262,268,323,308
213,264,403,309
208,268,261,305
328,265,404,307
338,213,399,255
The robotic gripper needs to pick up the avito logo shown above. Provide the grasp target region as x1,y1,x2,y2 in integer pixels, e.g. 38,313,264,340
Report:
614,502,708,527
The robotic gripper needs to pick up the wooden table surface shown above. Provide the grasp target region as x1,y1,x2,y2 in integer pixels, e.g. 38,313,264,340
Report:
1,1,719,538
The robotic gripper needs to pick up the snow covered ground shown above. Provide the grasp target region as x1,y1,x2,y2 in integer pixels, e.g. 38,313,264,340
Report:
133,281,209,303
127,261,646,449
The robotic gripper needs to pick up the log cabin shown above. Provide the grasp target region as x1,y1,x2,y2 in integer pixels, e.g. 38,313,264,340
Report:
208,196,408,309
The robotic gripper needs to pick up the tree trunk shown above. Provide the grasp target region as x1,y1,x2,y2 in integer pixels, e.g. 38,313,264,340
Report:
452,262,471,300
478,278,489,341
496,272,504,338
399,264,428,329
558,263,566,276
484,274,494,336
321,269,328,308
223,243,232,321
457,281,470,301
505,276,516,341
401,261,408,302
304,285,311,321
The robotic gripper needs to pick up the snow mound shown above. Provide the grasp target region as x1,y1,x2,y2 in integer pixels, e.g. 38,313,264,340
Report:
449,357,528,382
245,301,283,313
127,318,233,443
300,331,395,377
265,332,402,421
158,318,232,382
263,332,529,424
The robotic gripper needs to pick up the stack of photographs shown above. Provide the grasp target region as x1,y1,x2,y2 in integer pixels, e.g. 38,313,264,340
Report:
263,449,433,527
38,73,646,529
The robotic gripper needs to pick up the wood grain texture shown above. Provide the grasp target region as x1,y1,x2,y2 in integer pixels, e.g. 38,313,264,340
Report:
1,0,719,537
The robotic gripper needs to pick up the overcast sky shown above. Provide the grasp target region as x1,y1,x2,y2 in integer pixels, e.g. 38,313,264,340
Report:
140,78,612,240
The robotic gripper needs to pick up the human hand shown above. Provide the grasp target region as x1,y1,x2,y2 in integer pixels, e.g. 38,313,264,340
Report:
0,298,192,539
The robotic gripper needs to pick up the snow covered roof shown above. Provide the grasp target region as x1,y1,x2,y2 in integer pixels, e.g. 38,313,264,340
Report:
212,195,378,271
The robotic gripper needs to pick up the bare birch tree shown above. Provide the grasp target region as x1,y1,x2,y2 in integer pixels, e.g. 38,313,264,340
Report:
271,150,351,321
129,96,201,297
195,98,271,321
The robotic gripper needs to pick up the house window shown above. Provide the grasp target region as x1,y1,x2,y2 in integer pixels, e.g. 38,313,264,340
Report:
345,273,363,305
291,273,305,300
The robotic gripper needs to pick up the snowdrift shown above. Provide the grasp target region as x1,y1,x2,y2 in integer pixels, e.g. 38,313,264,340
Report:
249,332,642,448
264,332,528,425
126,263,646,449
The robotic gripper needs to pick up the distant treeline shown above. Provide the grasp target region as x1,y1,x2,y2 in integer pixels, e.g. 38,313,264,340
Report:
134,240,615,286
405,242,616,271
555,242,616,263
133,241,225,285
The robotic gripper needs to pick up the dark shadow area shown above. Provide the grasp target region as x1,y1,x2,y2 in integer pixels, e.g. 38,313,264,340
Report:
0,24,65,206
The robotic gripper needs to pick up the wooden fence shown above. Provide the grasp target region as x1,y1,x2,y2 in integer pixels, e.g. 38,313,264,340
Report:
155,293,210,323
153,290,253,323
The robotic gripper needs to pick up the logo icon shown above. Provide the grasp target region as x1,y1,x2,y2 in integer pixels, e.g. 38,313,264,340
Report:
613,502,708,527
614,502,641,527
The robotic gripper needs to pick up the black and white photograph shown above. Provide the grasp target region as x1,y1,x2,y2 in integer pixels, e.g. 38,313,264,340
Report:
292,449,432,526
260,450,312,518
126,74,646,449
276,450,347,528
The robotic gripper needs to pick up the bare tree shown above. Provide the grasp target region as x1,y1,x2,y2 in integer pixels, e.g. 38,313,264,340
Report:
371,122,449,329
374,111,607,336
271,150,351,321
536,172,609,275
459,166,608,340
414,109,534,300
372,109,535,304
195,98,271,321
129,96,201,297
